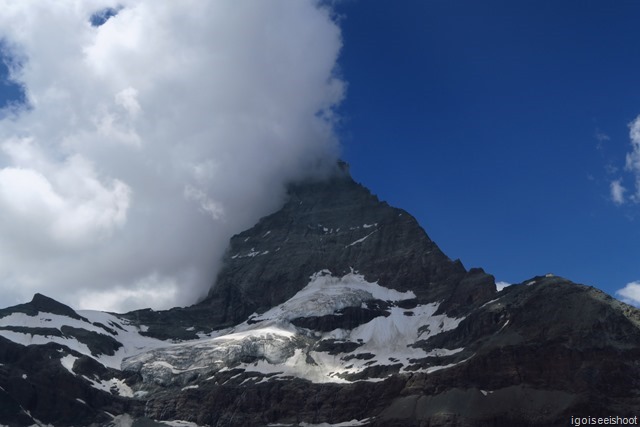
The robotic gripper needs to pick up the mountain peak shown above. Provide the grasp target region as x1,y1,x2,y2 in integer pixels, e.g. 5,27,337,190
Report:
0,292,85,321
29,293,81,319
199,172,495,327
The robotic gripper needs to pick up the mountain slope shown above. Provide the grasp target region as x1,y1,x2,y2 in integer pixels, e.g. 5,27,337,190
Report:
0,166,639,426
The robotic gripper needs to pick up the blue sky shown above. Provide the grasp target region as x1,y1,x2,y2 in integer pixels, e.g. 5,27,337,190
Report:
333,0,640,300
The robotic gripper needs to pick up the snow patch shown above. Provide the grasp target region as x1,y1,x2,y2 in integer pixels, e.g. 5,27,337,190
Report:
60,354,78,373
480,298,501,308
251,270,414,322
83,376,133,397
232,248,270,259
182,384,199,390
161,421,206,427
426,356,473,373
106,414,134,427
423,347,464,357
346,231,377,247
495,281,512,291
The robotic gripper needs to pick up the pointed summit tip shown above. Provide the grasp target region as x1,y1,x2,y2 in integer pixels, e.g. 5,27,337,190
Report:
31,292,56,303
336,159,350,175
324,159,352,182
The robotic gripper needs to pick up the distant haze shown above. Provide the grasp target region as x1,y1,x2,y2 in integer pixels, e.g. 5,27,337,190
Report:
0,1,344,312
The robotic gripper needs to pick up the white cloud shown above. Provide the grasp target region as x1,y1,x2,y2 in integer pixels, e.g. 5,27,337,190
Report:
608,115,640,205
624,115,640,203
595,130,610,143
77,272,183,313
610,179,626,205
626,116,640,172
616,281,640,307
495,281,512,291
0,1,344,312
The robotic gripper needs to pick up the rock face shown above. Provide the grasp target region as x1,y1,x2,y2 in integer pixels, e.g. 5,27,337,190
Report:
1,166,639,426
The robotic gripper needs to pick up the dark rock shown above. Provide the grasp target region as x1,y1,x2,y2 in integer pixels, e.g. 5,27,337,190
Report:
121,306,217,341
60,325,122,357
396,298,419,309
0,337,143,426
314,339,362,355
291,304,390,332
342,352,376,361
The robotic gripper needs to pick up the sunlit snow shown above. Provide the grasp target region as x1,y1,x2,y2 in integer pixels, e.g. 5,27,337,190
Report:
0,270,469,391
121,271,466,384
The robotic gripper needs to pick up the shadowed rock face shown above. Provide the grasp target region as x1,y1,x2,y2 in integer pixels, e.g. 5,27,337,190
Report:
1,167,640,427
0,336,142,426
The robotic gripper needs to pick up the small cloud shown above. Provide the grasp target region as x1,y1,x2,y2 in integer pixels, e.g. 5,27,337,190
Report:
610,179,626,205
496,281,511,291
183,185,225,220
616,281,640,307
625,116,640,172
601,115,640,207
77,272,182,313
626,118,640,170
630,116,640,144
595,130,610,149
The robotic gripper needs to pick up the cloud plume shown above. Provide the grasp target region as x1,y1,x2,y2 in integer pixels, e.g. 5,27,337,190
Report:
616,281,640,307
0,1,344,312
610,115,640,205
610,179,626,205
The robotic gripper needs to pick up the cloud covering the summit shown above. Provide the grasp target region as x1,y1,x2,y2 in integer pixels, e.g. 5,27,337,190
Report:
0,0,344,312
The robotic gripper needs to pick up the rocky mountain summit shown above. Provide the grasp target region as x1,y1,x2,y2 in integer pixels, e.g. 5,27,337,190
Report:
1,165,640,426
